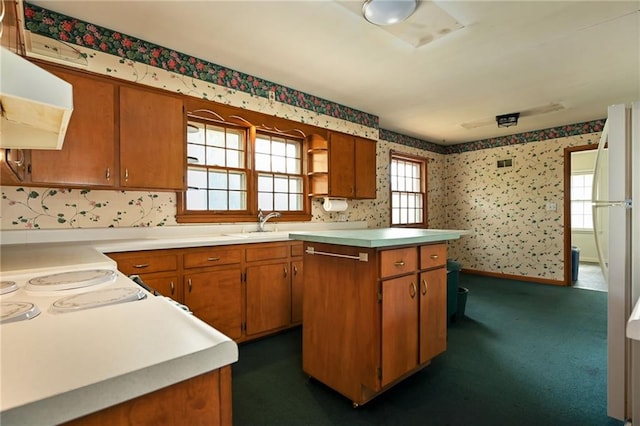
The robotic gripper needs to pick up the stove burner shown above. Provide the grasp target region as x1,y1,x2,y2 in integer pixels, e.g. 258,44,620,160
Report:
1,301,41,324
26,269,116,292
51,287,146,313
1,281,18,295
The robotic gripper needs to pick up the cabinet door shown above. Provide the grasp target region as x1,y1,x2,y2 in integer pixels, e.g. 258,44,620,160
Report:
119,86,185,190
291,259,304,324
419,268,447,364
246,262,292,335
329,132,355,198
354,137,377,199
142,274,181,301
31,69,116,187
1,149,28,183
381,274,418,387
184,268,243,340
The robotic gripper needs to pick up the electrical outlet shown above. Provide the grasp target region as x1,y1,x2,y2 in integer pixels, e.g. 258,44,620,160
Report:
546,202,557,211
338,214,346,222
268,91,276,103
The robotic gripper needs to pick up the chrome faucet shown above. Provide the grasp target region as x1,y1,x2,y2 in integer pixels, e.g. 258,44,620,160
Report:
257,209,281,232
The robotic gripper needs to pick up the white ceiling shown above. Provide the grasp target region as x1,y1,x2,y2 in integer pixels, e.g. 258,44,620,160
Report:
27,0,640,145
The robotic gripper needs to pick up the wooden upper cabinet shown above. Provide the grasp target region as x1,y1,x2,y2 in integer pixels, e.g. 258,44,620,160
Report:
354,136,377,199
308,132,377,200
119,86,185,191
329,132,356,198
30,68,116,187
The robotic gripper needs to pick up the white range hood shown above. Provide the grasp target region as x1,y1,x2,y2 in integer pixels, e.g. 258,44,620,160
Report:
0,47,73,150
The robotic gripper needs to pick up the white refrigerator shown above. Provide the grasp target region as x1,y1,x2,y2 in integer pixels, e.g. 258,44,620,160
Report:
592,102,639,423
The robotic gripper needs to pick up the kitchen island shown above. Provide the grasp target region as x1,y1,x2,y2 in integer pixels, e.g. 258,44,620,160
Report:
289,228,464,406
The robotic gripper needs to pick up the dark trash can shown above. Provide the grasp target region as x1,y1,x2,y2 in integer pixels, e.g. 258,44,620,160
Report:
457,287,469,318
447,260,462,323
571,246,580,283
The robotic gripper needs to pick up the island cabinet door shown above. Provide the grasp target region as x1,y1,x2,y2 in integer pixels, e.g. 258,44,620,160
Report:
245,262,292,336
381,274,419,387
183,267,243,340
419,269,447,364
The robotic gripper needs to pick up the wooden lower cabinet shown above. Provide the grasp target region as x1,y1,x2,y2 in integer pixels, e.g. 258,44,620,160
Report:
302,241,447,406
185,267,243,340
62,366,232,426
107,240,303,343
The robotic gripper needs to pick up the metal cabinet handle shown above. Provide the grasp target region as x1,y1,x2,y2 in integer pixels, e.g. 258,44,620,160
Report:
188,278,192,293
124,168,129,182
430,254,439,260
284,267,288,278
410,282,416,298
106,167,111,180
421,279,427,295
394,260,405,267
207,257,220,261
293,265,298,275
133,263,149,269
13,150,24,167
170,281,175,295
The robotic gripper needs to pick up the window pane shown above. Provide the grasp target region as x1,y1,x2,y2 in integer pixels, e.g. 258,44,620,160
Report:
227,130,242,150
258,193,273,211
289,178,302,193
287,157,300,174
210,190,227,210
209,171,227,189
289,194,302,210
228,172,245,191
272,156,286,173
274,193,288,210
255,153,271,171
187,123,205,143
206,127,225,147
272,139,286,156
188,168,207,189
186,189,207,210
255,137,270,154
187,144,205,165
228,191,245,210
286,142,299,158
274,176,288,192
226,149,243,168
207,147,225,166
258,174,273,191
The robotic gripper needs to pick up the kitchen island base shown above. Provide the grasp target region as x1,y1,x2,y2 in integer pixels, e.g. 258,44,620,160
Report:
62,366,232,426
301,240,448,406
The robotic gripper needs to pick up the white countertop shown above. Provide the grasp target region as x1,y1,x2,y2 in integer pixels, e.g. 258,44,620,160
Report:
0,244,238,425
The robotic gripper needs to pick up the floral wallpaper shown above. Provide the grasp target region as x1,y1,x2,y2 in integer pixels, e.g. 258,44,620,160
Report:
1,188,176,229
0,4,604,282
445,133,600,281
23,3,378,129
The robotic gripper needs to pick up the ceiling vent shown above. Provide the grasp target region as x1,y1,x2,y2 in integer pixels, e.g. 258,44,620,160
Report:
461,103,565,130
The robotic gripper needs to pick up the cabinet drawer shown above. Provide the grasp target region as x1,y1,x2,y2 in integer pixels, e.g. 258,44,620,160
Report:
109,252,178,275
291,242,304,257
245,244,289,262
380,247,417,278
184,247,242,269
420,244,447,269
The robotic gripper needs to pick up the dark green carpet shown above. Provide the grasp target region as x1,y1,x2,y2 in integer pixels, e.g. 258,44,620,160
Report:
232,274,623,426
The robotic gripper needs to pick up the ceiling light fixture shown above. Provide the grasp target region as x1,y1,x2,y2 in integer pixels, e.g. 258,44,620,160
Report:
362,0,417,26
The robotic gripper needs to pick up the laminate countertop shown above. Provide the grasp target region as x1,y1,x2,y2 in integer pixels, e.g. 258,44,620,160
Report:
289,228,468,248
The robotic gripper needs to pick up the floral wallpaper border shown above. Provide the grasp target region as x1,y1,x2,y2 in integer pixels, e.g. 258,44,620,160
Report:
444,119,605,154
23,3,604,157
23,3,379,129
